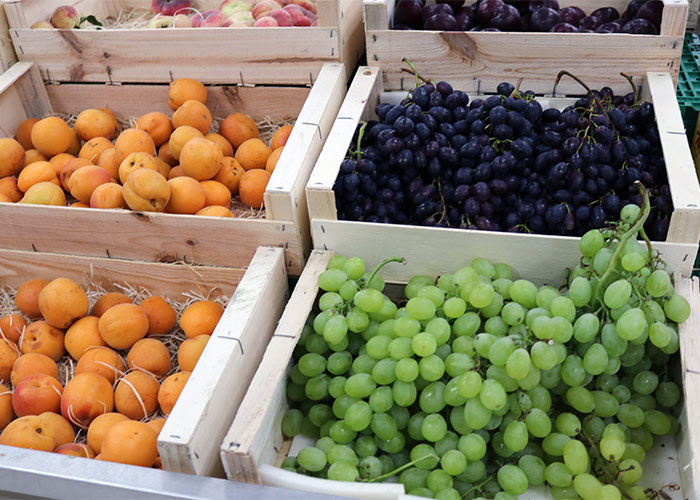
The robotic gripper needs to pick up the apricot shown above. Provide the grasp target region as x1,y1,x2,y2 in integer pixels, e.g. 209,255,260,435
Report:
59,157,92,191
165,177,206,215
0,415,55,451
122,168,171,212
20,182,66,206
65,316,106,360
90,183,127,209
114,128,156,164
98,304,149,350
99,108,119,135
97,148,120,179
169,78,207,111
38,278,89,329
200,180,231,207
220,113,259,149
155,158,172,178
91,292,133,317
75,347,125,384
114,372,159,420
0,138,26,177
11,353,58,387
19,322,65,362
235,138,271,171
55,442,95,458
205,133,234,157
0,314,27,344
0,193,12,203
0,176,23,202
67,128,82,156
118,152,160,184
69,165,112,203
39,412,75,447
138,296,177,337
180,300,224,338
0,383,12,430
146,418,166,435
178,335,209,372
101,420,158,467
18,161,60,192
168,125,204,161
158,142,177,167
15,118,39,150
0,339,19,384
126,338,170,377
158,371,190,415
12,374,63,417
79,137,113,164
24,149,48,166
60,372,114,428
179,138,223,181
270,124,294,150
87,412,128,454
172,100,212,135
196,206,234,217
70,202,89,208
136,112,173,147
168,165,184,179
266,147,284,172
49,153,75,176
75,109,117,141
238,169,271,208
15,279,48,319
31,117,72,157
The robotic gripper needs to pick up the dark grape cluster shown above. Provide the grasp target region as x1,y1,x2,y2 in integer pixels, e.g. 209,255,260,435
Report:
333,77,672,239
394,0,661,34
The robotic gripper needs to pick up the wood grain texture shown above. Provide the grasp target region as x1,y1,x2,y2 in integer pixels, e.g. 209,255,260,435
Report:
0,2,17,72
160,247,288,477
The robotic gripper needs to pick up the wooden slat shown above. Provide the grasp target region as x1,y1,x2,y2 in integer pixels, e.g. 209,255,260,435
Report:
0,203,304,274
661,0,690,35
0,247,243,298
338,0,365,78
363,0,391,32
221,250,331,484
0,1,18,72
160,247,288,477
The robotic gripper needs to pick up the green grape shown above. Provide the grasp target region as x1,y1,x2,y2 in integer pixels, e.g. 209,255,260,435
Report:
326,444,359,466
604,356,621,375
281,409,303,437
443,378,467,407
453,267,479,288
617,403,645,428
344,400,372,432
600,484,622,500
664,294,691,323
573,313,600,343
629,393,656,411
483,316,508,336
611,303,631,322
501,302,525,326
418,286,446,308
389,337,414,360
407,413,428,441
568,277,592,307
644,409,671,435
344,373,376,399
346,308,369,333
297,446,327,472
458,433,486,461
550,296,576,322
563,439,589,475
621,252,645,272
505,348,531,380
488,337,516,367
419,355,446,381
308,404,333,428
604,279,632,310
363,271,385,291
420,381,447,414
457,371,482,399
593,247,614,275
328,336,349,352
518,365,541,390
393,380,417,406
472,258,496,279
342,256,365,280
435,488,460,500
497,464,528,495
339,280,359,302
324,352,350,376
552,316,574,343
405,275,435,299
312,310,333,335
539,364,561,389
371,299,398,322
479,379,507,411
327,462,358,481
503,420,528,452
422,414,448,442
370,412,397,440
459,460,486,483
524,408,551,438
526,307,551,327
453,312,481,337
494,263,513,279
600,435,625,461
616,308,646,341
467,283,494,309
327,254,347,270
356,438,379,462
620,204,641,223
305,374,330,401
518,455,546,486
592,391,619,418
583,343,608,375
531,315,554,340
464,397,492,430
481,293,504,318
366,336,392,361
443,297,467,319
319,269,348,292
531,341,558,371
648,322,671,348
426,318,451,346
328,376,346,399
633,370,659,395
400,467,431,491
580,229,605,257
623,442,647,463
435,431,458,456
656,381,681,407
376,432,405,454
567,386,595,413
406,297,437,321
660,328,680,354
612,384,631,403
352,354,377,374
618,458,642,485
537,286,560,310
319,292,343,311
646,270,671,298
354,288,384,313
545,462,573,488
493,278,513,299
395,358,419,382
527,385,552,412
323,315,348,345
438,274,456,293
543,433,571,456
573,473,602,500
426,469,453,494
510,279,538,309
555,412,581,436
444,353,474,377
389,405,410,429
440,449,467,476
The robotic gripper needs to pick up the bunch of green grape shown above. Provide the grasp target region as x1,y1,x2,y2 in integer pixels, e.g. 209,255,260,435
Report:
279,197,690,500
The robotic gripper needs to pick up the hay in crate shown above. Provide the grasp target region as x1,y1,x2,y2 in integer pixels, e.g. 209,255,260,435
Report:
0,270,229,441
93,1,246,30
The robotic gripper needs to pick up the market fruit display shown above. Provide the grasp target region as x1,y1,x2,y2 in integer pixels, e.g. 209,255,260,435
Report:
334,68,672,240
280,191,689,499
0,277,225,467
0,77,292,214
394,0,662,34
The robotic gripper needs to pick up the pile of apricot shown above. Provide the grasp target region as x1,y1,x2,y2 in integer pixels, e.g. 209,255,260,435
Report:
0,78,293,216
0,277,225,468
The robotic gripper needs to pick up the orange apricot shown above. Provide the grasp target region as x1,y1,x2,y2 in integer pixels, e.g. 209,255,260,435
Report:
90,182,127,209
0,138,26,177
126,338,170,377
19,182,66,206
24,149,48,167
75,109,117,141
136,112,173,147
179,300,224,339
67,128,81,156
60,372,114,428
0,314,27,344
219,113,259,149
114,128,156,164
18,161,60,192
31,117,72,157
59,157,93,191
165,176,206,215
11,353,58,387
97,147,120,179
118,152,159,184
172,100,212,135
205,132,234,157
12,373,63,417
122,168,171,212
114,372,159,420
157,371,190,416
64,316,107,360
0,383,12,430
196,206,234,217
200,180,231,207
0,339,19,384
101,420,158,467
238,169,271,208
168,78,207,111
98,304,149,350
0,415,56,451
158,142,177,167
69,165,112,203
155,158,172,178
87,412,128,454
266,146,284,172
235,138,271,171
49,153,75,175
14,118,38,150
75,347,125,385
79,137,113,164
178,335,209,372
168,125,203,161
0,176,23,202
138,296,177,337
19,322,65,362
91,292,133,317
39,412,75,447
15,279,49,319
168,165,184,179
38,278,89,329
98,108,119,136
179,138,223,180
146,418,166,435
270,124,294,150
55,442,95,458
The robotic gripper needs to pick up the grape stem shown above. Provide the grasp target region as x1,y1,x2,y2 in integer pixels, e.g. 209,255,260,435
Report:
593,181,651,306
580,430,635,500
364,257,406,290
401,58,431,87
556,70,617,136
620,73,640,109
367,453,439,483
461,476,493,498
350,122,368,161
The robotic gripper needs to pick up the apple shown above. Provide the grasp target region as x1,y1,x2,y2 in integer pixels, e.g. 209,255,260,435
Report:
226,11,255,27
50,6,80,29
283,5,314,25
252,0,284,20
268,9,293,27
220,0,254,17
285,0,317,15
151,0,192,16
147,15,174,28
191,9,227,27
253,16,279,27
31,21,54,29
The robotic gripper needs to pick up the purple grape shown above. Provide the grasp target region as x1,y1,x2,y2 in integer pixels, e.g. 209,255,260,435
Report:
491,4,521,30
529,0,559,13
422,3,453,22
436,0,465,9
530,7,561,31
621,17,657,34
476,0,505,25
578,15,602,30
394,0,424,29
424,13,458,30
558,6,585,25
550,22,578,32
591,7,620,24
596,22,621,33
481,27,502,31
635,0,663,31
454,6,476,30
623,0,647,20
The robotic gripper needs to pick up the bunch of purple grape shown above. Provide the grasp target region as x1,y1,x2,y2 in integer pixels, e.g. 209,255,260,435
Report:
394,0,662,34
333,77,672,239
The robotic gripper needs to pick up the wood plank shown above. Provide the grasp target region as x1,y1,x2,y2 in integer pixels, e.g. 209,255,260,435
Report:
366,30,682,95
311,219,698,286
338,0,365,78
0,203,304,274
647,72,700,244
160,247,288,477
221,250,331,484
363,0,390,32
10,27,339,85
0,247,244,298
676,275,700,374
660,0,690,35
0,1,18,72
316,0,338,28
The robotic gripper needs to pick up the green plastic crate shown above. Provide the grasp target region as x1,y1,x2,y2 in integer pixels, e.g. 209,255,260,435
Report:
678,33,700,140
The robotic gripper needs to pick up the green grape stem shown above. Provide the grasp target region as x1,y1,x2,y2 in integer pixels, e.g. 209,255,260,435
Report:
351,122,368,161
364,257,406,290
401,58,431,88
593,181,651,307
367,453,439,483
620,73,640,109
580,430,635,500
462,476,494,498
556,70,617,136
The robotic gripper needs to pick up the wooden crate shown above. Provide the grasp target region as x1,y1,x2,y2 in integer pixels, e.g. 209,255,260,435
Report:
0,61,347,275
363,0,687,96
0,245,289,478
221,250,700,499
2,0,363,85
0,1,17,74
305,66,700,285
689,0,699,30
